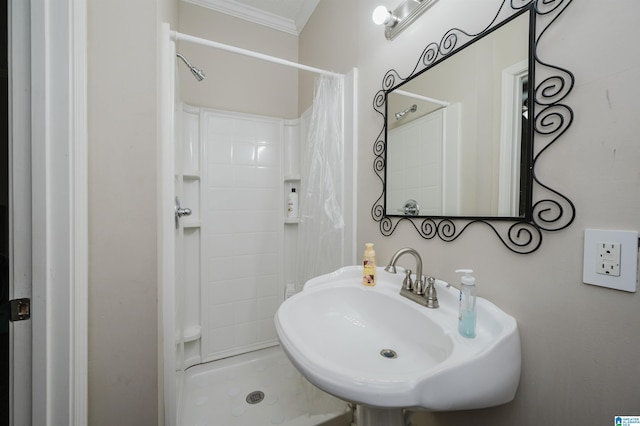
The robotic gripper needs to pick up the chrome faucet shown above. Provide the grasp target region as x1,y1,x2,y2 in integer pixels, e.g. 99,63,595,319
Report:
385,247,438,308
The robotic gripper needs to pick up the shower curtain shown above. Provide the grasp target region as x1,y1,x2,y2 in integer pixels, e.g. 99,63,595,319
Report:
296,74,345,289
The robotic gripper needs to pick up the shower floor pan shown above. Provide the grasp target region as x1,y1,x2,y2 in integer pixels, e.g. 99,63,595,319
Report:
181,345,352,426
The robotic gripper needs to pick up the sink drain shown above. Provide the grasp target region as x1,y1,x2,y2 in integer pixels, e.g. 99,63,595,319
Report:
380,348,398,359
246,390,265,404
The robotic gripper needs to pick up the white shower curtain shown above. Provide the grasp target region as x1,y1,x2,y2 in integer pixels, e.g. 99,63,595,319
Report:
296,74,345,289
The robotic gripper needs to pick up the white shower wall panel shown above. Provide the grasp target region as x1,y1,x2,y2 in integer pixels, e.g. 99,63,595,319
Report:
200,110,284,362
181,109,200,173
388,111,444,216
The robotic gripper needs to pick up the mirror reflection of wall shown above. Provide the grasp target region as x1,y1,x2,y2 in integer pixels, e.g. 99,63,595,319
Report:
385,11,529,218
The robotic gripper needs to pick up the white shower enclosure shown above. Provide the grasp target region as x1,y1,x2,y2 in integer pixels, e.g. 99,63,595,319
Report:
178,106,289,365
386,105,461,216
159,24,357,426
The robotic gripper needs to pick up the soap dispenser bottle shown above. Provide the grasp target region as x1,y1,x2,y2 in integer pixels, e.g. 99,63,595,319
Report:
363,243,376,286
456,269,477,338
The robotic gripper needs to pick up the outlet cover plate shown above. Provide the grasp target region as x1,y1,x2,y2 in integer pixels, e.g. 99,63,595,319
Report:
583,229,638,292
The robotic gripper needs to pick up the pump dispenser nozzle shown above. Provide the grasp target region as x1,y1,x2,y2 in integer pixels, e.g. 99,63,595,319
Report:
455,269,475,285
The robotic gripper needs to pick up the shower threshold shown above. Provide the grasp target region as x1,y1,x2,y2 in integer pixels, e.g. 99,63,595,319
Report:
180,345,352,426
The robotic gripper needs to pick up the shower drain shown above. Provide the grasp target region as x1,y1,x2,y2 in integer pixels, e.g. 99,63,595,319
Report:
246,390,265,404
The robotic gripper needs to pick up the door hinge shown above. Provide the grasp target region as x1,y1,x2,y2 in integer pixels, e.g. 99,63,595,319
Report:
9,298,30,322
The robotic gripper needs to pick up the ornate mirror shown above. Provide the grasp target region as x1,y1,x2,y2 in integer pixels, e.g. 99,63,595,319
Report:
372,0,574,254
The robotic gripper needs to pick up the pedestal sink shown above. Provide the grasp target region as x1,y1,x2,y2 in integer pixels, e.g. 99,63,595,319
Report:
274,266,521,426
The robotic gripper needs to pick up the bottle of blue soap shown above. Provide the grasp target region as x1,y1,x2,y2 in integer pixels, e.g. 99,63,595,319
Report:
456,269,477,338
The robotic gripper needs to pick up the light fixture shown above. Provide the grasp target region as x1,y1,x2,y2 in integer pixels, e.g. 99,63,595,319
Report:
372,5,398,27
372,0,439,40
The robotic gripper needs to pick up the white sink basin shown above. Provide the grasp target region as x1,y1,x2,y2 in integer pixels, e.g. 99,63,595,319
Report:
275,266,521,411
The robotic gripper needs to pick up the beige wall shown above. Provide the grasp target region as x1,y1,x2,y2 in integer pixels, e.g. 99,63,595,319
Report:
178,2,299,118
87,0,178,424
301,0,640,424
297,0,358,111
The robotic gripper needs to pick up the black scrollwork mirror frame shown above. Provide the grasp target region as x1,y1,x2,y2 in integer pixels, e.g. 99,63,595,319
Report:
372,0,574,254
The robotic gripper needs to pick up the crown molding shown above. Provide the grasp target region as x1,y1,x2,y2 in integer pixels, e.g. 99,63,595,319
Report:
293,0,320,34
183,0,319,36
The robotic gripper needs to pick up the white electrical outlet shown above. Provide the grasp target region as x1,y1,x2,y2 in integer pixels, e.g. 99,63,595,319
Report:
596,242,621,276
583,229,638,292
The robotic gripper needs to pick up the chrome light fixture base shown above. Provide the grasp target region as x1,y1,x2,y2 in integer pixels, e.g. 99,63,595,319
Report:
385,0,439,40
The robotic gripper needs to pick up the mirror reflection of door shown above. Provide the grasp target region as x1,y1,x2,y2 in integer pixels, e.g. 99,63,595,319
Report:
519,78,531,217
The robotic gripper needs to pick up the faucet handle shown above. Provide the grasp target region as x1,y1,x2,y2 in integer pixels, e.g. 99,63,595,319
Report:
413,276,425,295
424,276,439,309
402,269,413,291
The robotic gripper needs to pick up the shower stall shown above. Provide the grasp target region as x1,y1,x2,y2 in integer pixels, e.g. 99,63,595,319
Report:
159,25,358,426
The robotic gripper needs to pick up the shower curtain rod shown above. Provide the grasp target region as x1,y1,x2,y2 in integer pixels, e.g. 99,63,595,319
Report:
171,30,341,77
393,89,450,107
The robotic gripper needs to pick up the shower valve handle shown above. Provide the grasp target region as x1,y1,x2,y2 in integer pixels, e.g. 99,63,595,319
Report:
174,197,192,229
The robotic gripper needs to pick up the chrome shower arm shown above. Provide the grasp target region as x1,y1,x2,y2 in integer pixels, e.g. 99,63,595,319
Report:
176,53,205,81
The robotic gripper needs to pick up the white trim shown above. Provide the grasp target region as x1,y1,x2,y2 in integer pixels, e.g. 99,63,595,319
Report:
70,0,89,423
442,103,461,216
183,0,314,35
8,0,33,423
343,68,358,266
29,0,49,422
159,23,178,426
498,60,528,216
30,0,88,424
